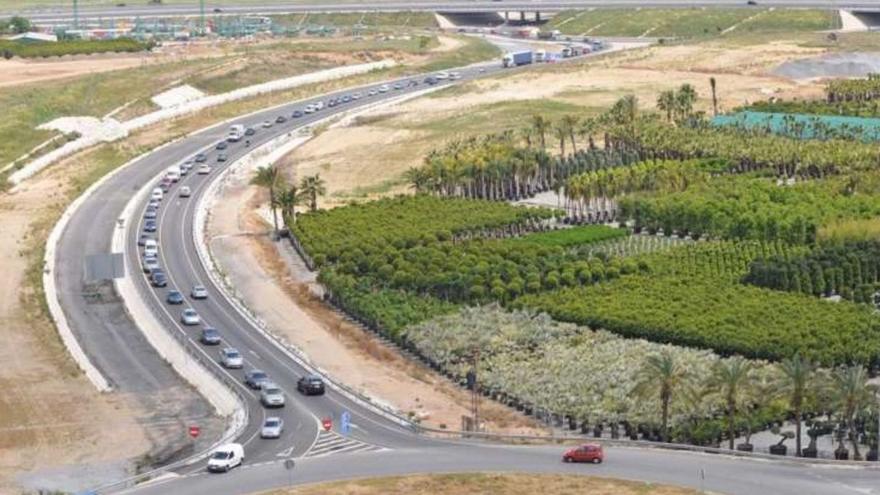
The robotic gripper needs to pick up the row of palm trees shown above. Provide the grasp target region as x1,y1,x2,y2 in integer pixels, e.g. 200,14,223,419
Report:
636,352,878,459
250,165,326,232
656,83,699,124
827,73,880,103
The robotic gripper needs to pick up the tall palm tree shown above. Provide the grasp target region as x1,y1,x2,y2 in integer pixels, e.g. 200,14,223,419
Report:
403,166,430,193
578,117,598,150
709,77,719,117
708,356,753,450
561,114,580,153
300,173,326,212
676,84,698,122
633,351,690,442
275,184,302,224
554,124,567,156
531,115,550,149
657,90,676,123
830,365,875,460
776,353,815,457
251,165,280,233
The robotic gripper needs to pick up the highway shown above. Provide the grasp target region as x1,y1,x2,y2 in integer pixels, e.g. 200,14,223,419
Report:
50,36,880,495
7,1,880,24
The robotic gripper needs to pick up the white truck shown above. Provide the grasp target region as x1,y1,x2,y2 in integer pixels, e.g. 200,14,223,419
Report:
502,51,533,68
227,124,245,142
165,164,181,182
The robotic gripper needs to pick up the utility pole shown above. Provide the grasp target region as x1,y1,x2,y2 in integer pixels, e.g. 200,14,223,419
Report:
73,0,79,30
199,0,206,36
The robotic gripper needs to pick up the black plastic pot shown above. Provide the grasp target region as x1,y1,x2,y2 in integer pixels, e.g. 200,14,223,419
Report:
736,443,754,452
769,444,787,456
835,446,850,460
801,447,818,458
866,448,878,462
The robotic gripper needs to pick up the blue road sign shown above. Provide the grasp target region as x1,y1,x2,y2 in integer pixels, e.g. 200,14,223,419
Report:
340,410,351,435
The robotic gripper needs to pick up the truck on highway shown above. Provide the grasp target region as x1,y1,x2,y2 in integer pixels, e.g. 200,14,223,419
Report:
227,124,245,142
502,51,533,68
537,29,561,40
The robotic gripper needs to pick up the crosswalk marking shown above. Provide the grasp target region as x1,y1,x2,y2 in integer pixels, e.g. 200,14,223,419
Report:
303,430,387,458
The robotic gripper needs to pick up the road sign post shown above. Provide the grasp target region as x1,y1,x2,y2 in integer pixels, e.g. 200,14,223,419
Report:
284,458,295,486
322,417,332,432
340,410,351,435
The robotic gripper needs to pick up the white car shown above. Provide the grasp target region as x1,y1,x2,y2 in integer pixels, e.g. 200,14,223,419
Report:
179,186,191,198
220,348,244,369
181,308,201,326
143,239,158,257
198,165,211,175
435,72,450,80
207,443,244,473
262,120,273,128
142,256,160,273
368,89,378,96
314,100,325,111
304,104,316,114
260,417,284,439
260,383,285,408
150,188,163,202
191,284,208,299
378,84,390,93
352,92,362,100
449,71,462,80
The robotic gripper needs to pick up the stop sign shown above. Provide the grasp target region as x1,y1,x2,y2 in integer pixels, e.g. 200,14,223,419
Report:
189,425,200,438
321,417,332,431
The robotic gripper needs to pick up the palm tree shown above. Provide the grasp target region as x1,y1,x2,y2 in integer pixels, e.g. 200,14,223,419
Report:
676,84,698,122
251,165,281,233
300,173,326,212
561,114,580,154
708,356,753,450
578,117,598,150
633,351,690,443
709,77,719,116
531,115,550,149
275,184,302,224
776,353,815,457
403,166,430,193
610,95,639,126
830,365,875,460
554,124,567,156
657,90,676,123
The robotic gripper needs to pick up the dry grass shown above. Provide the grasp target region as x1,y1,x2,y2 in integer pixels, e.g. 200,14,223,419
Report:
261,473,699,495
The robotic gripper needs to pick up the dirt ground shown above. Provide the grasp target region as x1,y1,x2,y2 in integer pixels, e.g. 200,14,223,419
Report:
0,159,150,491
208,166,545,434
288,38,827,208
262,473,699,495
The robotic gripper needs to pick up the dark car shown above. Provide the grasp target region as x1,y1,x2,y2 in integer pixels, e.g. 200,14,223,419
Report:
144,208,157,220
200,327,222,345
296,375,325,396
151,269,168,287
327,99,337,108
144,220,157,232
276,115,287,124
216,141,228,150
245,127,256,136
166,289,184,304
245,369,270,389
292,110,304,118
393,82,405,90
342,95,352,103
424,76,438,85
217,153,227,162
194,153,208,163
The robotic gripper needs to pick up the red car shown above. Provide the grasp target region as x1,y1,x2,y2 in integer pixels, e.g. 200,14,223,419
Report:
562,443,604,464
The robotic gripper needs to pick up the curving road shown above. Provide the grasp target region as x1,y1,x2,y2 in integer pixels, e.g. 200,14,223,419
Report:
52,40,880,495
8,1,880,24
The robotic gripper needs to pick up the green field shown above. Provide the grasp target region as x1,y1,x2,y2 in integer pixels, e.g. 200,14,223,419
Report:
548,8,838,38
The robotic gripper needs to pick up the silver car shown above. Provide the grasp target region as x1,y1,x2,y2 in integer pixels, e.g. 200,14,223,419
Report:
260,383,285,408
220,347,243,369
191,284,209,299
260,417,284,439
142,256,160,273
181,308,201,325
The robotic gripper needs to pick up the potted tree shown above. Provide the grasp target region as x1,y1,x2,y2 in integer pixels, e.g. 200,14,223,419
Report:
769,429,795,456
802,423,820,458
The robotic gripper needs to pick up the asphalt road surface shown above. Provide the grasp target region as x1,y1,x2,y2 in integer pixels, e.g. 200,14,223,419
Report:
7,1,880,24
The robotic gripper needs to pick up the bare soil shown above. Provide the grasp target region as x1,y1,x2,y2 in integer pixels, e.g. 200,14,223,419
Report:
261,473,700,495
208,168,546,434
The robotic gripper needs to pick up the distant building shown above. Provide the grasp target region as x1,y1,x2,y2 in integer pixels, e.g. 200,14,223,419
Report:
7,32,58,43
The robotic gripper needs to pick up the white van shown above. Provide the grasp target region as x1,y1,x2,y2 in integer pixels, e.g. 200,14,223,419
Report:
207,443,244,472
227,124,245,142
144,239,158,257
166,165,181,182
314,100,325,111
150,188,163,202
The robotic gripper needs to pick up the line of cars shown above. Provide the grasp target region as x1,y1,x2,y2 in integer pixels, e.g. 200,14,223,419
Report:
135,126,331,473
